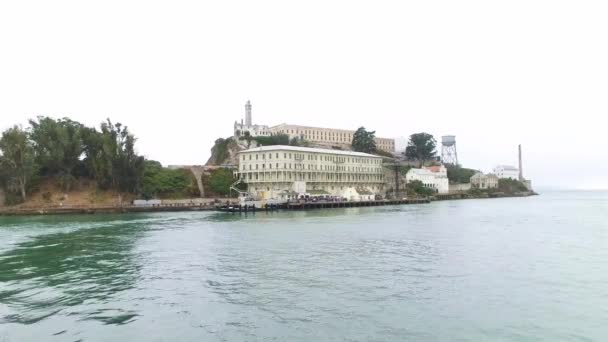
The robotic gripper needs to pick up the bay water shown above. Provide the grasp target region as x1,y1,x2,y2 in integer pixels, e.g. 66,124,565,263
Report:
0,191,606,341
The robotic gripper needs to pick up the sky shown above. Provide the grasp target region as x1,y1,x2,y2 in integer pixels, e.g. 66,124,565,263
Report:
0,0,606,189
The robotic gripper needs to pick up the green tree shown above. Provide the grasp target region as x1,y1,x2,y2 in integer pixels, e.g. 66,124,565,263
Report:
82,119,144,192
497,178,528,193
0,126,37,201
208,168,236,196
254,134,290,146
141,161,198,199
406,179,435,196
404,133,437,167
446,165,478,184
243,131,253,148
352,127,377,153
29,117,85,190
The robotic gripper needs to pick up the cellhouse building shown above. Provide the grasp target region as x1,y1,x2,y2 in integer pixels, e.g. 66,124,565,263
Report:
236,145,385,201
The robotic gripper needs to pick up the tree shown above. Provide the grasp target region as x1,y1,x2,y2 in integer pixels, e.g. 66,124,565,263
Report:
208,168,236,196
404,133,437,167
82,119,144,193
254,134,290,146
352,127,377,153
29,117,85,190
141,161,199,199
406,180,435,196
446,165,478,184
0,126,37,201
497,178,528,193
243,131,252,148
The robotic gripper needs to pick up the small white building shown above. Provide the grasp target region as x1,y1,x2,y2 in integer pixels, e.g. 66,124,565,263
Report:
470,172,499,189
405,165,449,194
493,165,519,180
233,100,272,137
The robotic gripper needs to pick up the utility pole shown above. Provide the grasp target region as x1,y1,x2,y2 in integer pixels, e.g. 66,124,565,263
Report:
395,164,400,199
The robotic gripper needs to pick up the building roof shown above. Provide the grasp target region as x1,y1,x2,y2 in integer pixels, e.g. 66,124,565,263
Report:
269,123,394,141
495,165,519,171
471,172,499,180
407,168,434,176
424,166,444,173
238,145,381,158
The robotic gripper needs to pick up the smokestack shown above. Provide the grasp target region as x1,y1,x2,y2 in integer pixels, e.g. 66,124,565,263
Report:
518,144,523,181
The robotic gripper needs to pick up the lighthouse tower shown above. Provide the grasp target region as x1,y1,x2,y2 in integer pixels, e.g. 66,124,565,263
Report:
245,100,252,127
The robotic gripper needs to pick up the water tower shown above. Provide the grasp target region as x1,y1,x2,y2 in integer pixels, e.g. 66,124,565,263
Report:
441,135,458,165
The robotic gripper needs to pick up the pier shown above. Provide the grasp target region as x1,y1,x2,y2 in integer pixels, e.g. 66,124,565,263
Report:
217,198,430,214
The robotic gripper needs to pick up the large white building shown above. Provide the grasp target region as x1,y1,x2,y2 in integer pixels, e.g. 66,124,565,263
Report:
236,145,385,201
269,123,395,153
493,165,520,180
233,101,395,153
405,165,449,194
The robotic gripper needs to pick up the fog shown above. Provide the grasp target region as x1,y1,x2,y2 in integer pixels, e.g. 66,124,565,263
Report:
1,1,606,189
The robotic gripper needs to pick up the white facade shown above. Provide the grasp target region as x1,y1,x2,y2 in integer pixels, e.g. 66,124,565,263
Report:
470,172,499,189
269,123,395,153
493,165,519,180
405,165,449,194
236,145,385,201
233,101,272,137
234,122,272,137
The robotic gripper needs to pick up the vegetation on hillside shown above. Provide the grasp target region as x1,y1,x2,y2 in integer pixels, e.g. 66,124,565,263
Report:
497,178,528,193
446,165,478,184
351,127,377,154
245,133,309,147
404,132,437,167
0,126,37,201
0,116,183,204
406,180,435,196
141,161,199,199
468,178,529,196
211,138,232,164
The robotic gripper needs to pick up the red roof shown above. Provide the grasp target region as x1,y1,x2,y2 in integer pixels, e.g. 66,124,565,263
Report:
424,166,442,173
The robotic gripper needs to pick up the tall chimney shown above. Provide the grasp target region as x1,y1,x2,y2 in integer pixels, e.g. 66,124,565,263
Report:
245,100,252,126
518,144,524,181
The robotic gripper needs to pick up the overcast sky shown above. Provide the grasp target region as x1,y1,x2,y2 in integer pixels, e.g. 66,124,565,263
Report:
1,1,606,189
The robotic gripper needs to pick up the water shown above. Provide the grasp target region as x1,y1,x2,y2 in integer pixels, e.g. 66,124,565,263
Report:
0,191,607,341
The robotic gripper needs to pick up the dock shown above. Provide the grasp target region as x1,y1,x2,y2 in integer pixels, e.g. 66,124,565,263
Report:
216,198,430,214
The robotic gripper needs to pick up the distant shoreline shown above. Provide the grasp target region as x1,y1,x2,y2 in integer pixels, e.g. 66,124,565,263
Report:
0,192,537,217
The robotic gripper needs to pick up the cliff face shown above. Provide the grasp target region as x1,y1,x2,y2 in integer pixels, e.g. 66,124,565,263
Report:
205,137,251,166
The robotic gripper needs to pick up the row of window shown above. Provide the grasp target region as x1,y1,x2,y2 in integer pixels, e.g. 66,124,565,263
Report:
274,128,394,147
243,172,384,182
252,185,385,191
242,152,381,165
241,163,381,172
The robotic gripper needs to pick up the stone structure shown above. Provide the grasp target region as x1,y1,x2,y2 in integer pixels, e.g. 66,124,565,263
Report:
269,124,395,153
236,145,385,201
449,183,472,193
470,172,499,189
493,165,519,180
233,101,272,138
405,165,449,194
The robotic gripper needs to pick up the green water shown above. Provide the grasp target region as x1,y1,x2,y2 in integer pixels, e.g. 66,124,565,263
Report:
0,191,607,341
